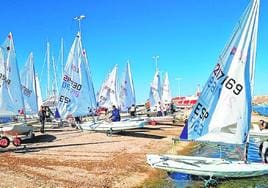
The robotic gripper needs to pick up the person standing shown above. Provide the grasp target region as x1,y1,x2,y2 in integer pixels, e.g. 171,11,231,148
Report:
170,101,175,114
38,106,46,133
129,104,137,118
259,140,268,163
145,100,151,117
156,101,162,117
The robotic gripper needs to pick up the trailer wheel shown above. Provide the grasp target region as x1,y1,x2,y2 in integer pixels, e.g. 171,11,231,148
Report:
12,137,22,147
0,136,10,148
150,120,157,126
204,178,218,188
106,128,113,137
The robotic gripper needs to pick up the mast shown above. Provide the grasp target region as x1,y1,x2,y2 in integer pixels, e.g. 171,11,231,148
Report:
244,0,259,162
46,41,50,98
60,38,64,79
74,15,86,37
152,55,159,72
52,55,58,97
32,53,39,112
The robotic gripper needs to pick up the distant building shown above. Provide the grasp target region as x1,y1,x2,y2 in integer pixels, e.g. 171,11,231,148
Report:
172,85,200,109
172,96,197,109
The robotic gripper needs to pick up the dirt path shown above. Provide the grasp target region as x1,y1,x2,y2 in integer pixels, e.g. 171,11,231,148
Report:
0,124,184,188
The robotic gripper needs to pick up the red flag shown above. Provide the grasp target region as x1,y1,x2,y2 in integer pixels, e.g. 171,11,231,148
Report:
230,47,237,55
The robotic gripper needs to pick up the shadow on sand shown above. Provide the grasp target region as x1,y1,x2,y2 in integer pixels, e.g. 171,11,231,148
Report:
117,130,166,139
23,134,57,144
1,138,120,154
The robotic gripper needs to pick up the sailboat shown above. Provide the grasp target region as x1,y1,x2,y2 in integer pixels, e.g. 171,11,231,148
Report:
148,70,161,111
57,32,144,134
119,61,136,112
161,72,172,104
41,42,58,111
0,33,34,147
20,52,39,116
147,0,268,179
57,32,95,119
148,71,174,125
97,65,119,110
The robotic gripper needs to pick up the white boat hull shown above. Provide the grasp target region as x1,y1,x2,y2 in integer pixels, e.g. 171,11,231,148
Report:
147,154,268,178
0,122,34,136
148,116,174,124
249,124,268,137
230,124,268,138
250,130,268,137
80,119,145,132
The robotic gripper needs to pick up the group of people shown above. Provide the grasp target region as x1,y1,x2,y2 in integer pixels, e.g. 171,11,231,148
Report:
145,100,175,117
108,104,137,122
156,101,175,117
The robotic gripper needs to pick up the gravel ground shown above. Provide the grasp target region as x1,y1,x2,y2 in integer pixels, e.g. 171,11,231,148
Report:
0,123,184,188
1,113,266,188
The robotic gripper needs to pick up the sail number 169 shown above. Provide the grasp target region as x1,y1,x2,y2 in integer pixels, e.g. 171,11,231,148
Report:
211,63,243,95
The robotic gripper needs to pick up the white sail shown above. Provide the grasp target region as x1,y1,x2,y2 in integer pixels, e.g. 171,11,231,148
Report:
20,52,38,114
82,49,97,109
180,0,259,145
161,72,172,104
57,32,95,119
0,33,25,116
119,61,136,112
35,74,43,108
149,70,161,110
97,65,119,109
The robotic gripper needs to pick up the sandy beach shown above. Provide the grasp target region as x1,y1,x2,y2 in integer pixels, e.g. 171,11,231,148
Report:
0,122,188,188
0,112,267,188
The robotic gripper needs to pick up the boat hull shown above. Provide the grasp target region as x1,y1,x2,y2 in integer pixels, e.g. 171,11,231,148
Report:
230,124,268,138
0,122,34,136
147,154,268,178
250,130,268,137
80,119,145,132
148,115,174,125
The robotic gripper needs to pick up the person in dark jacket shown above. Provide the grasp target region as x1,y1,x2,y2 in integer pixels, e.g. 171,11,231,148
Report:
170,102,175,114
110,105,121,122
38,106,46,133
129,104,137,118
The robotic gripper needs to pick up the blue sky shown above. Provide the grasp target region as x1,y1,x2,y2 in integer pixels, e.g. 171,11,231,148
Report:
0,0,267,104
